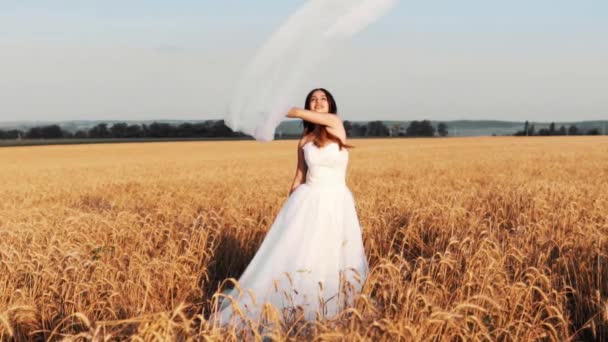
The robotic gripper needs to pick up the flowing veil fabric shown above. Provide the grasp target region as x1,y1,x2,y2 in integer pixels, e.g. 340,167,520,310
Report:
224,0,398,141
210,141,369,329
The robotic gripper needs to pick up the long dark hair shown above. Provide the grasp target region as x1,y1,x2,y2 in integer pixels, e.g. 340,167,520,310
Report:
302,88,353,150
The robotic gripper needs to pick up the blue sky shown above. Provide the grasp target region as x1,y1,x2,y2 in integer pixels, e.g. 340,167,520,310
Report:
1,0,607,122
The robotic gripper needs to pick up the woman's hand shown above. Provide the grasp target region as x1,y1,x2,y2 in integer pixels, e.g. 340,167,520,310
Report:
286,107,300,118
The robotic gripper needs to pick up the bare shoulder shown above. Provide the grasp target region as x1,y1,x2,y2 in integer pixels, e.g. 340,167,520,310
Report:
326,114,343,129
327,118,347,143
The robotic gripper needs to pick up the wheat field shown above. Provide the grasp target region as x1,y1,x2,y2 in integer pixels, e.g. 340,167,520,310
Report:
0,137,607,341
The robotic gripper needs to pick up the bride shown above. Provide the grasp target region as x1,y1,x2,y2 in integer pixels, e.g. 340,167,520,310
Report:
211,88,369,328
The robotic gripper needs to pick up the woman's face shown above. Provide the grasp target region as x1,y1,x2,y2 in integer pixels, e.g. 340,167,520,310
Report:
309,90,330,113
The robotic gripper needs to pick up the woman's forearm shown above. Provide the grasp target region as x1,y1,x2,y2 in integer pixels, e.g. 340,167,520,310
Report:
287,107,340,128
289,178,305,195
289,182,300,195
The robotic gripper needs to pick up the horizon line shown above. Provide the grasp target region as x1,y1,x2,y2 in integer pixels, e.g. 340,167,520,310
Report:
1,118,607,125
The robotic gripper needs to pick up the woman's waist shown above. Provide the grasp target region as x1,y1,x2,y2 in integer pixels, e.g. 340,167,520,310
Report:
304,176,347,188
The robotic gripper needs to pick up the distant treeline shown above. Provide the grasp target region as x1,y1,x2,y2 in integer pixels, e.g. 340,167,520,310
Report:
0,120,449,140
0,121,244,140
2,120,606,140
514,121,603,136
344,120,447,137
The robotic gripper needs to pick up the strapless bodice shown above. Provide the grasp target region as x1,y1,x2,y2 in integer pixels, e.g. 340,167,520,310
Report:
303,141,348,188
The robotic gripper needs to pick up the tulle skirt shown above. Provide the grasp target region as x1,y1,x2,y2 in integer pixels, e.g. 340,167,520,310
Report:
210,182,369,328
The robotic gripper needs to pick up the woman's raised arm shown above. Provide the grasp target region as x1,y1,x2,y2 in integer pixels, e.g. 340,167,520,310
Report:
286,107,342,129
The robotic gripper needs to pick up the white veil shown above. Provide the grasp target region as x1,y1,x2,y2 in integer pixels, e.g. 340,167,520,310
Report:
224,0,398,141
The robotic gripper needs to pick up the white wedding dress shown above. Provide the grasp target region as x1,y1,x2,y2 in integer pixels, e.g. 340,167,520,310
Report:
211,140,369,328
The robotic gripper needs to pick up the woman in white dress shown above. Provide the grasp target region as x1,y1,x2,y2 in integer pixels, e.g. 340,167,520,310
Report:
211,88,369,329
